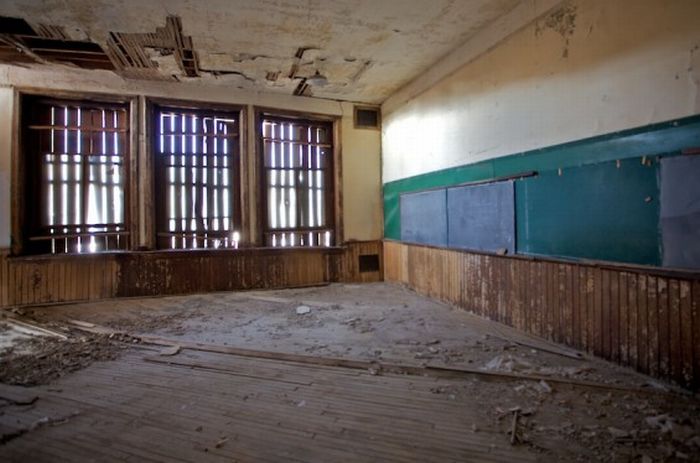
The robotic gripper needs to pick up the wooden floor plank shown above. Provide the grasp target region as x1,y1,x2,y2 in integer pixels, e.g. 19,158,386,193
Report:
1,350,538,463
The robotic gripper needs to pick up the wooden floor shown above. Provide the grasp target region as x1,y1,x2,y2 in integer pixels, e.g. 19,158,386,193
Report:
1,347,538,462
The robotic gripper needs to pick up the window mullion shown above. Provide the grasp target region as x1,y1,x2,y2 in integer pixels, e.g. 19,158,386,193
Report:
79,107,89,252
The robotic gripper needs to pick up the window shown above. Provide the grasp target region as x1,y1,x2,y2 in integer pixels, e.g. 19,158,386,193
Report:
153,105,241,250
21,96,129,254
260,116,334,247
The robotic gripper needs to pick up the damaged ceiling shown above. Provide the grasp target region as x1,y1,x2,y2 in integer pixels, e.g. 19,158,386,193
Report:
0,0,522,103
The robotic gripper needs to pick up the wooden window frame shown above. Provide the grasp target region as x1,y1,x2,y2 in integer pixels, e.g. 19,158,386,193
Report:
255,109,342,248
12,89,138,256
147,98,246,251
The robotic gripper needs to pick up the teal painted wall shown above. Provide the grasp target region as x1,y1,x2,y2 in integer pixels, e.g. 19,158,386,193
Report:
383,115,700,265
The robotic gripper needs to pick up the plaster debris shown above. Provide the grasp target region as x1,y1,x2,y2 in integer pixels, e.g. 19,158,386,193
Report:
536,380,553,394
295,305,311,315
607,427,630,439
482,354,534,373
159,345,181,356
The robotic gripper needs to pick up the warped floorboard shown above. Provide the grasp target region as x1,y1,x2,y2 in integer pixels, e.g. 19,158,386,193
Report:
1,349,539,462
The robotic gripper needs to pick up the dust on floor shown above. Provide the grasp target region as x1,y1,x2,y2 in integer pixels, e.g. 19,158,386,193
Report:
1,282,699,462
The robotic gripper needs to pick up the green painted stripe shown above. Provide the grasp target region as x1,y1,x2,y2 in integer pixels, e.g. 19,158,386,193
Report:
383,114,700,240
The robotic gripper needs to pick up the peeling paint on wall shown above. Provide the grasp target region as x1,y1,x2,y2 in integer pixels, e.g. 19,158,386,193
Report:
536,3,577,58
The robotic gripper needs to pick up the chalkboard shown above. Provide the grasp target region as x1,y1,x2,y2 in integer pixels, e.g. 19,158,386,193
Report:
400,189,447,246
447,181,515,253
660,156,700,269
515,158,661,266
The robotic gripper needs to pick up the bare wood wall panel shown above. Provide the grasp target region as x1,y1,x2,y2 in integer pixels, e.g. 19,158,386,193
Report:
335,240,383,283
0,249,9,308
0,241,382,307
0,251,119,307
383,240,700,390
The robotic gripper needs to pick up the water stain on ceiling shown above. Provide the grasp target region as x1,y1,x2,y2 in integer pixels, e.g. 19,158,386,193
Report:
0,0,522,103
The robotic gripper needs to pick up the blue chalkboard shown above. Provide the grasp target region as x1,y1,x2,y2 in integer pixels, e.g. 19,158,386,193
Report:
400,189,447,246
447,181,515,253
660,156,700,270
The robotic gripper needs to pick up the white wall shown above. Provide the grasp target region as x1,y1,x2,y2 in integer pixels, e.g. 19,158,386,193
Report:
382,0,700,183
0,64,382,247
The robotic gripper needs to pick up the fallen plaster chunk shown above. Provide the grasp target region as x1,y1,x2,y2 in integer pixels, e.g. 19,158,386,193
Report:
536,380,553,394
642,413,698,443
159,345,182,356
295,305,311,315
482,354,534,373
607,427,630,439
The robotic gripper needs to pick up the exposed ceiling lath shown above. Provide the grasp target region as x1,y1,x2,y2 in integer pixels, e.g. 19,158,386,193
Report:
106,15,200,80
0,15,114,70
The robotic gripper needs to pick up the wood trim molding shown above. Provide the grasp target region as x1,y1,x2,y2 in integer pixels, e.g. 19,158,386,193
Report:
334,117,344,245
10,88,22,256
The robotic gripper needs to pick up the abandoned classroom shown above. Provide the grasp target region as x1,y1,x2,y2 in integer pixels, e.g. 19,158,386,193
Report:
0,0,700,461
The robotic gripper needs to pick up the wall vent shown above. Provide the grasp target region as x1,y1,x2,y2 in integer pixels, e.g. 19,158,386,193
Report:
358,254,380,272
354,106,380,129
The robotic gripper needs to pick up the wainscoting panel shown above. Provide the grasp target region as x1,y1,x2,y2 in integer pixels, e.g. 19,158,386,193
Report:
0,241,383,307
384,240,700,390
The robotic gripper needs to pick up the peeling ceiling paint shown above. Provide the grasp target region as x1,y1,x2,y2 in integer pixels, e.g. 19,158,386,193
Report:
0,0,522,103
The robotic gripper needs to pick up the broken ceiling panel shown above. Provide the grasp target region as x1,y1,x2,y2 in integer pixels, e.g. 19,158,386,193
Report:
106,15,200,80
30,22,68,40
0,15,34,36
199,52,293,82
0,15,114,70
0,0,524,103
296,56,372,84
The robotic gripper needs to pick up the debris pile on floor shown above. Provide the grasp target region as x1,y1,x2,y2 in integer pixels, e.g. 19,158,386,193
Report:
492,379,700,461
103,311,198,334
0,316,132,386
